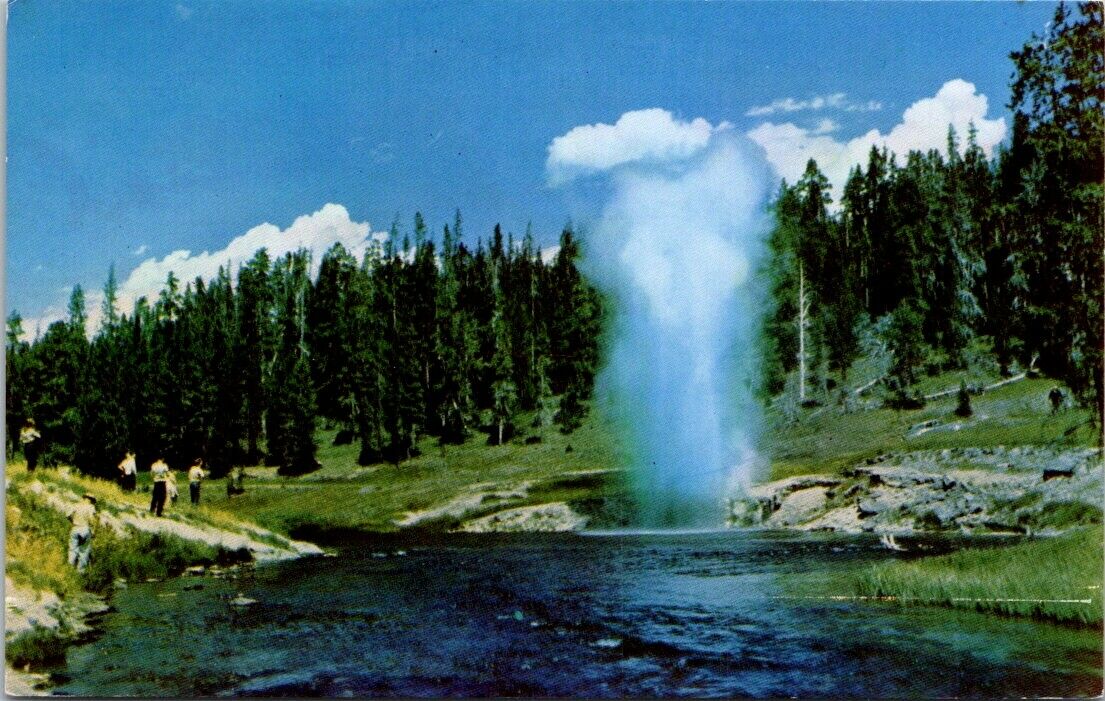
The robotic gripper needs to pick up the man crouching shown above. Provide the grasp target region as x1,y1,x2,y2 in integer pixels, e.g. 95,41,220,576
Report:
68,493,97,571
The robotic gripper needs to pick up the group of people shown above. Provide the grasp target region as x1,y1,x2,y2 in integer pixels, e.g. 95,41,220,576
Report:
115,452,208,514
136,455,208,516
60,456,210,574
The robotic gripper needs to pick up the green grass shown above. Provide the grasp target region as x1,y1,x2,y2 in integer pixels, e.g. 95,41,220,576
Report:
765,375,1097,480
5,627,69,669
5,485,85,599
186,375,1096,533
80,528,224,594
853,527,1104,625
207,406,632,534
6,466,255,597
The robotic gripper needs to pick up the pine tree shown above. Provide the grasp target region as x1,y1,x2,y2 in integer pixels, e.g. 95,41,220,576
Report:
1007,1,1104,422
435,221,478,444
236,249,274,463
6,312,29,458
488,259,517,445
308,243,360,432
74,271,131,476
269,251,319,475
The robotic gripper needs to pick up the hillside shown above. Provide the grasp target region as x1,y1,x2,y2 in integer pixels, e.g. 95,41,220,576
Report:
181,371,1102,538
173,409,635,537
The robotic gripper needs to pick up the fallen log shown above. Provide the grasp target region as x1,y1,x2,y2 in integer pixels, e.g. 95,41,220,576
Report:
853,375,885,396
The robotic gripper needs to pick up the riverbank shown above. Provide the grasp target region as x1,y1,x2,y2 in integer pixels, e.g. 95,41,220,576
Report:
854,526,1103,624
181,412,634,536
726,445,1103,626
728,446,1102,535
4,465,322,695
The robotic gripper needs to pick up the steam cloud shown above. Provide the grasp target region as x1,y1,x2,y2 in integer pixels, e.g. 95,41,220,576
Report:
549,110,772,526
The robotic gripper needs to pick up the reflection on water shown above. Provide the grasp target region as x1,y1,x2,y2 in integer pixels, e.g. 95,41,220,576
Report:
50,531,1102,698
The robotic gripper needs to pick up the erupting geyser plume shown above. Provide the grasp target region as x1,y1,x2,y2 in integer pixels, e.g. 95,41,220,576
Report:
548,110,772,526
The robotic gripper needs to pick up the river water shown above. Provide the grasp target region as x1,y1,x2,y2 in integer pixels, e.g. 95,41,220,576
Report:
49,531,1101,698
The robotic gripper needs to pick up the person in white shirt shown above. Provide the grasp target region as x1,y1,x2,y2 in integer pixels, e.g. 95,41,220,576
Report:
117,452,137,492
68,494,97,571
150,458,170,516
188,459,207,506
19,418,42,472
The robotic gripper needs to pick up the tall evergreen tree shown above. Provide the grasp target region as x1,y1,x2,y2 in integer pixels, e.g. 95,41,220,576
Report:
1007,1,1104,421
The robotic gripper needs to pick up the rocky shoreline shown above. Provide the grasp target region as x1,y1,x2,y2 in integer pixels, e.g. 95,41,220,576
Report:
728,446,1102,536
4,472,323,696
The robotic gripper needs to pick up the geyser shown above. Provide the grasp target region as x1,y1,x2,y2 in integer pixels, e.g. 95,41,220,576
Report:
549,113,772,526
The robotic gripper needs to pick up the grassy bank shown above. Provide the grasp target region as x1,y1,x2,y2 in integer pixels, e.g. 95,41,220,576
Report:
6,467,264,595
765,375,1097,480
853,528,1104,625
4,465,306,674
194,409,634,534
183,373,1096,534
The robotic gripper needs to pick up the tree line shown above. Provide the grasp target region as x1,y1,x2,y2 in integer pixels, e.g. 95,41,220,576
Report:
6,214,602,478
762,2,1102,424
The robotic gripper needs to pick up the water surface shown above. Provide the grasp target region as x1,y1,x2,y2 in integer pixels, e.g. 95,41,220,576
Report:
50,531,1102,697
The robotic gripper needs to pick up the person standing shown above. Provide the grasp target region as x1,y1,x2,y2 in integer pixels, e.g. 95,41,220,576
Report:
166,471,179,508
117,452,138,492
188,459,207,506
19,418,42,472
68,494,97,571
150,458,170,516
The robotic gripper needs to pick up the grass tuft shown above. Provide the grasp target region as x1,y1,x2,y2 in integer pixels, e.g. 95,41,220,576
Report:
80,528,220,594
853,527,1104,625
6,627,69,669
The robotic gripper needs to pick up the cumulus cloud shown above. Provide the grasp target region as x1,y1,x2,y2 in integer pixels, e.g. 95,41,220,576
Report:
747,79,1006,200
745,92,881,117
546,108,726,184
811,118,839,135
22,203,386,339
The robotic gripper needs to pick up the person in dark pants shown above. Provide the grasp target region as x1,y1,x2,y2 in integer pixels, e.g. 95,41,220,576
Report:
19,418,41,471
150,458,170,516
1048,387,1064,414
188,458,206,506
117,452,137,492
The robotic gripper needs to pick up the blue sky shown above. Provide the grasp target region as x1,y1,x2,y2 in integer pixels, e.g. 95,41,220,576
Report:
8,0,1056,331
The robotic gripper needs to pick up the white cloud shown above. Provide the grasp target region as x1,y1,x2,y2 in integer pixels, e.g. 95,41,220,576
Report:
133,244,148,257
810,118,839,135
747,79,1006,201
546,108,724,184
175,4,193,20
846,100,884,113
21,203,386,339
540,245,561,264
745,92,881,117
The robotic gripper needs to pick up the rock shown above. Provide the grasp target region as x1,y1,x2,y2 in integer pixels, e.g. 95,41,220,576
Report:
1043,468,1074,481
456,502,587,533
765,487,829,527
797,506,864,533
728,498,769,527
843,483,863,499
229,594,257,607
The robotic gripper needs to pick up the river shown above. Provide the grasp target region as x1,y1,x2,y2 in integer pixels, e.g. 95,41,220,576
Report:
47,531,1102,697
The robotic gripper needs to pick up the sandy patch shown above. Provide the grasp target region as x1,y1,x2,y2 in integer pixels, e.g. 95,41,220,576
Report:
393,481,532,527
456,502,587,533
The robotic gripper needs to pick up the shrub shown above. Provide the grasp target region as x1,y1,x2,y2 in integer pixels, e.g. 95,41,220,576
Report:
955,381,973,417
6,628,68,669
81,528,219,594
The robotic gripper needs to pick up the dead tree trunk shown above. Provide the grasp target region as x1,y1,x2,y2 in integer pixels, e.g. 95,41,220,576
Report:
797,262,810,403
